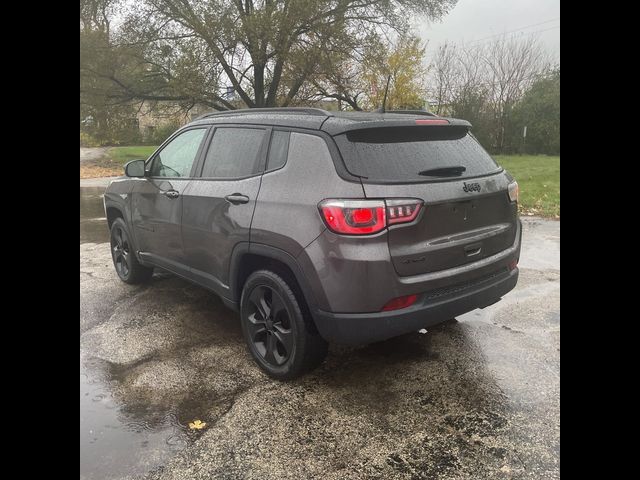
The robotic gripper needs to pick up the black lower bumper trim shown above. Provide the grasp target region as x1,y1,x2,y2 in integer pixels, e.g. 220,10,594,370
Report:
313,268,519,345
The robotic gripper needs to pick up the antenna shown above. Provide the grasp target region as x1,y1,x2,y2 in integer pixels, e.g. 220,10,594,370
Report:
375,74,392,113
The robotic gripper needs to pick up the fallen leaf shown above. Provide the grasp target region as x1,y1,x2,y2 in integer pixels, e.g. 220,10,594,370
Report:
188,419,207,430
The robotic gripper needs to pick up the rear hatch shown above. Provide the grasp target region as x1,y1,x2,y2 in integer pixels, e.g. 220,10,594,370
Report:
333,124,518,276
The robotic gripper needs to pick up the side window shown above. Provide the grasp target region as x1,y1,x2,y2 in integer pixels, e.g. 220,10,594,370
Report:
266,130,290,171
201,127,266,178
149,128,207,178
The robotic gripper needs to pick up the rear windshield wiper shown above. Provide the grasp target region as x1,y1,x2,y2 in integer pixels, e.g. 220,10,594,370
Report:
418,166,466,177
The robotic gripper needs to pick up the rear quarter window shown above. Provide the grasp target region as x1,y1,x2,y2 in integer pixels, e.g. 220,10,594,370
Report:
266,130,290,171
334,126,501,182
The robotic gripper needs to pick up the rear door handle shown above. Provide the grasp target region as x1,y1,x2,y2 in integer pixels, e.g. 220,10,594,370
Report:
225,193,250,205
164,190,180,199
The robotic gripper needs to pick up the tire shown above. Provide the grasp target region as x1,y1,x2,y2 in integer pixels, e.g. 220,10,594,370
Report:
109,217,153,284
240,270,328,379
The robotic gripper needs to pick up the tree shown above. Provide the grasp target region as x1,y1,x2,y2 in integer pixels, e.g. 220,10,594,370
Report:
431,42,457,115
360,35,428,110
82,0,457,110
427,35,550,153
481,35,549,152
510,68,560,155
311,34,429,110
81,0,144,144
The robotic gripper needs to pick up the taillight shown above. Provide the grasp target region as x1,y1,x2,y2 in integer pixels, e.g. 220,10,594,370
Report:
508,181,519,203
319,200,386,235
319,199,423,235
386,199,423,225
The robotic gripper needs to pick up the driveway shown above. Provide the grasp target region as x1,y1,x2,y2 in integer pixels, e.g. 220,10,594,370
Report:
80,185,559,480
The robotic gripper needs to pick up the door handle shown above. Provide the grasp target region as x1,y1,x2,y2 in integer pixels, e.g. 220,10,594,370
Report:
225,193,250,205
164,190,180,199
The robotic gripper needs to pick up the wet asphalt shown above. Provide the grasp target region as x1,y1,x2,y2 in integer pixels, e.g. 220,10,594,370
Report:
80,180,560,480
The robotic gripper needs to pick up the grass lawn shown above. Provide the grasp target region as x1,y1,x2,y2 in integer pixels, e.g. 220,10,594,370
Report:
108,146,159,165
495,155,560,218
80,146,159,179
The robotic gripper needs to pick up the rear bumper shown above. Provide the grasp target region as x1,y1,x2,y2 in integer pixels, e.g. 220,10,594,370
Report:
308,218,522,344
313,266,518,344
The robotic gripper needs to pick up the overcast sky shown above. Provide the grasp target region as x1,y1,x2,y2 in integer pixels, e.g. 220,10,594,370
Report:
414,0,560,62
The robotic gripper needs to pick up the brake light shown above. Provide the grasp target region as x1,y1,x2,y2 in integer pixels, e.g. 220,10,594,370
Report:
319,200,386,234
415,119,449,125
381,294,418,311
319,199,423,235
508,181,519,202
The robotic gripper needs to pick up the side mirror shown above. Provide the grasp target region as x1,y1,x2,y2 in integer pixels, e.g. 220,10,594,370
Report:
124,159,146,178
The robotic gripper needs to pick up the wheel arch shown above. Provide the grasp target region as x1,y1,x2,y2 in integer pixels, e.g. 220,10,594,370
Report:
229,244,320,324
106,205,124,229
104,197,145,264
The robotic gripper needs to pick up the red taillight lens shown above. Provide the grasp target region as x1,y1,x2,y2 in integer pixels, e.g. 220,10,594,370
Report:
319,200,386,235
381,294,418,311
352,208,374,224
319,199,424,235
386,199,423,225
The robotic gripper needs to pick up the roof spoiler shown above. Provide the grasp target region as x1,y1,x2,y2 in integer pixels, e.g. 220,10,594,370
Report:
324,118,472,136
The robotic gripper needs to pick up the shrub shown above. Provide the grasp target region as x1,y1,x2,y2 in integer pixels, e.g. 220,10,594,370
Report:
80,131,100,147
144,121,182,145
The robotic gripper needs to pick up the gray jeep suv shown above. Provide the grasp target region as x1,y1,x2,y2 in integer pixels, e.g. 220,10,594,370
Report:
104,108,521,379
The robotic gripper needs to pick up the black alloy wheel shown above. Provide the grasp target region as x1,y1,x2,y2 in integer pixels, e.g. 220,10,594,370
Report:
109,218,153,284
245,285,294,366
240,270,328,379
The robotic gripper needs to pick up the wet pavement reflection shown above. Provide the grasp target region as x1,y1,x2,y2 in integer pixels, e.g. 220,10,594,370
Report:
80,356,191,479
80,187,109,244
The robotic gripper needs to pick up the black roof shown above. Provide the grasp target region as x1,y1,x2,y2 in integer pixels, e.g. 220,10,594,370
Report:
188,107,471,135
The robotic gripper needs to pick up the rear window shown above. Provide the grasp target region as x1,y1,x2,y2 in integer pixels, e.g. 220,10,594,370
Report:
334,126,501,182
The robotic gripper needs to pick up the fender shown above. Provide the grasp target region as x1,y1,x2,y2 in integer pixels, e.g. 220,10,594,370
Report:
103,180,145,263
227,242,320,314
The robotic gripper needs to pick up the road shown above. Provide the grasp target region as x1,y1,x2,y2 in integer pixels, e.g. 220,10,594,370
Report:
80,183,560,480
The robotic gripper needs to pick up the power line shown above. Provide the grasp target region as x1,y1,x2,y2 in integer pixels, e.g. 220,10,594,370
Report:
464,17,560,46
460,26,560,51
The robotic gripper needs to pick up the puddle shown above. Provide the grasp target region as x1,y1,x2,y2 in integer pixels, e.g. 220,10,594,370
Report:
80,184,196,479
81,187,109,244
80,355,193,479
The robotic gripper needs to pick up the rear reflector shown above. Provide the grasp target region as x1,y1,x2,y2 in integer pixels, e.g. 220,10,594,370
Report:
415,119,449,125
508,259,518,271
381,294,418,311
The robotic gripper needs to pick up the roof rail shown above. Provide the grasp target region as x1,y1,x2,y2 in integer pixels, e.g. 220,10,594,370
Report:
196,107,332,120
384,109,437,117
